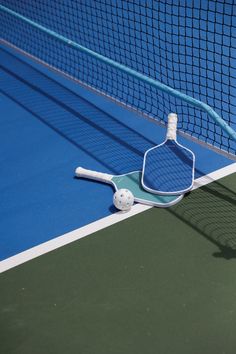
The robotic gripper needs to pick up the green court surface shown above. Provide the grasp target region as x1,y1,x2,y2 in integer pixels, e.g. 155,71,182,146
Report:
1,173,236,354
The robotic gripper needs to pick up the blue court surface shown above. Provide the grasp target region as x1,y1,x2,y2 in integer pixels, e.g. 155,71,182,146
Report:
1,42,235,265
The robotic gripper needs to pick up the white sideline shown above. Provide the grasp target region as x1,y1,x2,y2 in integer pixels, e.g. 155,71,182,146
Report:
0,204,151,273
1,163,236,273
192,162,236,190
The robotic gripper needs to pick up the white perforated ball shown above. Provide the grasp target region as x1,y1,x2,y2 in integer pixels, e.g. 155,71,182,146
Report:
113,189,134,211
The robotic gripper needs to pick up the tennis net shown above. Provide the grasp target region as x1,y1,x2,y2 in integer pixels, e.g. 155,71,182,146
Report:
1,0,236,156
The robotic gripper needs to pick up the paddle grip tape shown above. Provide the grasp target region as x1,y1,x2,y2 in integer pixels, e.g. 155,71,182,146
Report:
75,167,112,183
166,113,177,140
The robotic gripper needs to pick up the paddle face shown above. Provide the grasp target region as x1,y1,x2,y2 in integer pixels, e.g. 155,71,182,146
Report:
111,171,184,206
75,167,183,207
142,140,195,195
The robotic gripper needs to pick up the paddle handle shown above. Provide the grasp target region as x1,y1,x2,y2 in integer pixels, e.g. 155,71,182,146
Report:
166,113,177,140
75,167,113,183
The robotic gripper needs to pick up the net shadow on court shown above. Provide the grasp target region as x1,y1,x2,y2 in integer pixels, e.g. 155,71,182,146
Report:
170,178,236,259
0,48,158,175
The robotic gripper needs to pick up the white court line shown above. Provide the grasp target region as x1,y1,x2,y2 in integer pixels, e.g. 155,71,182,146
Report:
1,163,236,273
192,162,236,190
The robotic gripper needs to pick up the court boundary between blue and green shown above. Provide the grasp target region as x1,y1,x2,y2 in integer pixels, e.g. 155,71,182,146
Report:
1,42,236,273
1,163,236,274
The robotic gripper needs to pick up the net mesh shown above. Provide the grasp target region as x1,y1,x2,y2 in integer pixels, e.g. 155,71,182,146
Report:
1,0,236,155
